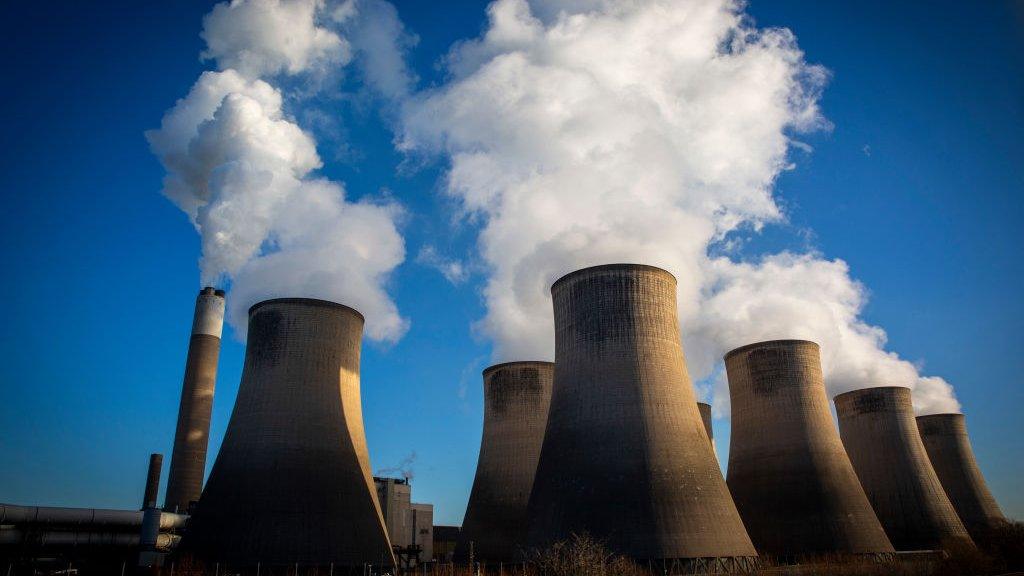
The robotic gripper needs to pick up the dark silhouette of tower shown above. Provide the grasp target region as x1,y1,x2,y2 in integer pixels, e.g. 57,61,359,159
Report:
457,361,554,561
917,413,1006,540
835,387,974,550
165,287,224,513
725,340,894,556
183,298,395,567
528,264,757,563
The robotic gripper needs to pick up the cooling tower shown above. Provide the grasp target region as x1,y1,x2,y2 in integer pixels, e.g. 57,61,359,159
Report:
527,264,757,562
917,414,1006,540
165,287,224,514
457,361,554,562
697,402,715,456
835,387,973,550
183,298,395,567
725,340,894,556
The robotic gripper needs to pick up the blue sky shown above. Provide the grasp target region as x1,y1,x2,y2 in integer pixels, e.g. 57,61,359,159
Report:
0,0,1021,526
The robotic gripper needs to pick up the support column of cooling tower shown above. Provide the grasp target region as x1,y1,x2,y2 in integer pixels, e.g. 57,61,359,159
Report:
917,414,1006,540
456,361,554,562
164,287,225,514
182,298,395,568
725,340,894,556
528,264,757,563
697,402,716,458
835,387,974,551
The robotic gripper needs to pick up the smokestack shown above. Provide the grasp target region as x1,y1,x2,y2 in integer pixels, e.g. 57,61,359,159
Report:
142,453,163,510
725,340,894,556
182,298,395,567
835,387,974,550
165,287,225,514
457,361,554,562
528,264,757,564
917,413,1006,540
697,402,716,458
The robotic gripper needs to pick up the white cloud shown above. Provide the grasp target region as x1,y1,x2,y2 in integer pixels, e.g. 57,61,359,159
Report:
201,0,350,78
149,0,408,342
400,0,959,413
417,246,470,284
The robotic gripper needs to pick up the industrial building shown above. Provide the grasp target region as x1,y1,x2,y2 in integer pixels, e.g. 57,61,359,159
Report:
917,413,1007,540
165,287,224,514
527,264,757,568
725,339,894,556
457,361,554,562
375,476,434,566
181,298,395,568
835,387,974,551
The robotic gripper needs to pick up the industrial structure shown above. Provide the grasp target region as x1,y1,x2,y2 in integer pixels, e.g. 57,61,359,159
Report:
165,287,225,514
697,401,716,458
835,387,974,550
917,413,1007,540
375,476,434,567
457,361,554,562
182,298,395,567
725,339,894,556
527,264,757,567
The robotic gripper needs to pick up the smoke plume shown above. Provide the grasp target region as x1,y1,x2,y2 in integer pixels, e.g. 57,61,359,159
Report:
148,0,410,341
399,0,959,413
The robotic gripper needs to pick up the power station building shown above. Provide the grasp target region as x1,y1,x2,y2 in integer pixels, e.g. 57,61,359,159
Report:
917,413,1006,540
182,298,395,567
527,264,757,567
375,477,434,565
165,287,224,514
725,340,894,556
457,361,554,562
835,387,974,550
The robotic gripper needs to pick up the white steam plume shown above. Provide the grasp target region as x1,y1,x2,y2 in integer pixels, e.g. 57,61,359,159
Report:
400,0,960,413
148,0,408,341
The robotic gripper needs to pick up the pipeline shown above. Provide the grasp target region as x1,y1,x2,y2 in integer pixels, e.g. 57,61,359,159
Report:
0,504,186,531
0,529,179,551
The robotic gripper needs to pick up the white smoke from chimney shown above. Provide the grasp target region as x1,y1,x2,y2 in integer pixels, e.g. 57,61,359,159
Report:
148,0,409,341
399,0,960,413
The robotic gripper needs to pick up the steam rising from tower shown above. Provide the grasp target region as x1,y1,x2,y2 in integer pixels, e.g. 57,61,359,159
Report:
165,287,224,514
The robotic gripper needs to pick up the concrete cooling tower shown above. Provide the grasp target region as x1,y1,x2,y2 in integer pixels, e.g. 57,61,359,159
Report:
725,340,894,557
697,402,716,457
917,414,1006,540
527,264,757,565
835,387,974,551
182,298,394,567
165,287,224,514
457,362,554,562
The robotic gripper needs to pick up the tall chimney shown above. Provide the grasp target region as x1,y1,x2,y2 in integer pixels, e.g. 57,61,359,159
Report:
142,453,163,510
697,402,716,457
917,413,1006,540
457,361,554,562
528,264,757,564
835,387,974,550
725,340,894,556
182,298,395,567
164,287,225,513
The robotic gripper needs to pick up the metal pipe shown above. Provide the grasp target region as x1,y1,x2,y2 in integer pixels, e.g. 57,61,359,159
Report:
0,529,180,550
0,504,186,530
